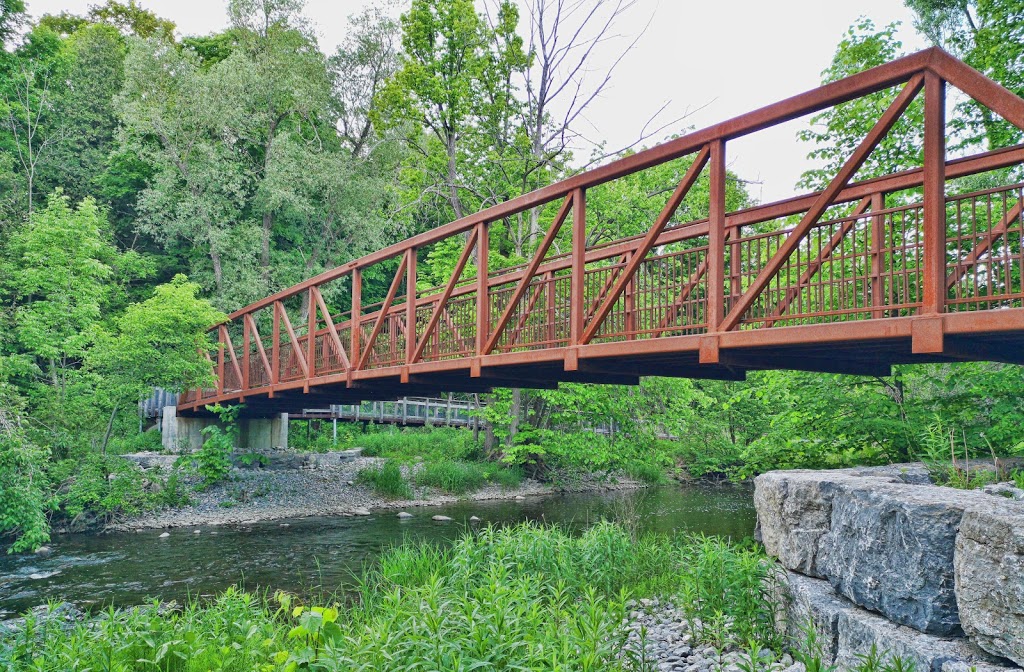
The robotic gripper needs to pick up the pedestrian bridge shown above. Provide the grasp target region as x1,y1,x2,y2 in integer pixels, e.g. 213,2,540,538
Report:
179,48,1024,418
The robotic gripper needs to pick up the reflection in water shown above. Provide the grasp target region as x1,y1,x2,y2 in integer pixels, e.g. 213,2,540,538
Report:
0,484,754,619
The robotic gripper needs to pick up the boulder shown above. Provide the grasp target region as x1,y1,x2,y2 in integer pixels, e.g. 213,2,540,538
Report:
353,508,372,516
754,470,884,577
756,469,1005,636
955,504,1024,665
397,512,413,519
778,572,1010,672
159,532,170,538
834,602,1007,672
817,482,976,635
432,515,452,522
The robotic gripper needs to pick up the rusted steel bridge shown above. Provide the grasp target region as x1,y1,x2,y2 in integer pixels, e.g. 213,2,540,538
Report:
180,49,1024,417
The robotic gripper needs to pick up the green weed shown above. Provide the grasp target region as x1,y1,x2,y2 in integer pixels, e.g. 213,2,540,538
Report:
355,459,412,499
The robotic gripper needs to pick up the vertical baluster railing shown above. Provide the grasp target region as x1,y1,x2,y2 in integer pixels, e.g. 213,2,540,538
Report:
242,315,251,392
216,325,226,395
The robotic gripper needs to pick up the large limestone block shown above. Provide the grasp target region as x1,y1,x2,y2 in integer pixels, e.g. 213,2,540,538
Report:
835,603,1009,672
778,572,1012,672
817,483,982,635
778,571,843,665
955,504,1024,665
754,471,892,577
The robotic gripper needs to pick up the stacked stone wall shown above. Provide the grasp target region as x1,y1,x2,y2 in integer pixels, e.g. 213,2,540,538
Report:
755,466,1024,670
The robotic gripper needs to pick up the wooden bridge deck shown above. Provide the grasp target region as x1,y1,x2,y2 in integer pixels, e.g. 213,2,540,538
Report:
179,48,1024,417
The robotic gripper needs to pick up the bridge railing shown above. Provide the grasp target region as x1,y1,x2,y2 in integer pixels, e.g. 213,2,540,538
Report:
180,48,1024,410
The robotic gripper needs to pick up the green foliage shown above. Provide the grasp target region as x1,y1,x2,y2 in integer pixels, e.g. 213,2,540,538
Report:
0,523,786,669
1,588,281,671
413,459,489,494
676,535,783,650
52,453,152,520
0,419,51,553
350,425,480,463
190,404,241,489
355,459,412,499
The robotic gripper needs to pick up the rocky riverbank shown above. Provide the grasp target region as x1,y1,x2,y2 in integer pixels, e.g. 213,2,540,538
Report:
623,598,801,672
107,455,643,532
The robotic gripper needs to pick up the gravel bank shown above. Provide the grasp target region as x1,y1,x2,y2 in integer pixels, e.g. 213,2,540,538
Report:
109,457,643,532
623,598,801,672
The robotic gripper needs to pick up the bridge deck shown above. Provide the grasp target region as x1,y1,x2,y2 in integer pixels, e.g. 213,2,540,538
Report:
179,49,1024,417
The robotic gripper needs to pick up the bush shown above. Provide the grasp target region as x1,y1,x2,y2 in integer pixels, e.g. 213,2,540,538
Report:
187,404,240,489
355,460,412,499
55,453,158,522
0,432,51,553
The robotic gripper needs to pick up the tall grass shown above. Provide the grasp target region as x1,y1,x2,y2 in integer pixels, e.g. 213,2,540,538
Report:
0,523,785,671
355,459,412,499
415,459,524,494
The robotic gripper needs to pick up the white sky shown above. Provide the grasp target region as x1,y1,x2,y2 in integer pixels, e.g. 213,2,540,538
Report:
24,0,929,203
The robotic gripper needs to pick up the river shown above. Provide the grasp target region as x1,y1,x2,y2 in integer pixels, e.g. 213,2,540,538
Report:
0,483,754,619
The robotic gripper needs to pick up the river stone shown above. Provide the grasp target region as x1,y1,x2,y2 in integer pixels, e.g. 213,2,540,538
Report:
397,512,413,519
432,515,452,522
955,504,1024,665
159,532,170,538
469,516,481,523
353,508,372,516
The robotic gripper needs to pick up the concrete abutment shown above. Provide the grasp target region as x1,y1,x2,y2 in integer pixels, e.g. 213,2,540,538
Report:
160,407,288,451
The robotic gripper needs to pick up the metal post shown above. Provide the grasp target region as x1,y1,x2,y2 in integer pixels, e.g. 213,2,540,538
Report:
570,188,586,345
707,139,726,331
475,221,489,357
870,192,886,318
922,72,947,316
406,248,417,365
272,301,281,384
351,268,361,372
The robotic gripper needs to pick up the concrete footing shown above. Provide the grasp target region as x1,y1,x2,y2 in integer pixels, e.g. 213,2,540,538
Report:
160,407,288,451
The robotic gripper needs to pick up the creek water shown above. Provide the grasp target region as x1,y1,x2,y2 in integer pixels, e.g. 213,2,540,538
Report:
0,484,755,619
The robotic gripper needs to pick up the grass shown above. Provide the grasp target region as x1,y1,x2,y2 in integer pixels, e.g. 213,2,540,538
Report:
350,426,480,463
414,459,524,494
355,459,412,499
0,523,781,671
0,522,921,670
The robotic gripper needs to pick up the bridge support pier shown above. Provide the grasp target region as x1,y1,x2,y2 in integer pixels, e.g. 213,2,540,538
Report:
161,407,289,451
238,413,289,451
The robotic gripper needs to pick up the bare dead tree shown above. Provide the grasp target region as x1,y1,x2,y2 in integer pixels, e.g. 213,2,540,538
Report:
483,0,694,254
4,63,61,216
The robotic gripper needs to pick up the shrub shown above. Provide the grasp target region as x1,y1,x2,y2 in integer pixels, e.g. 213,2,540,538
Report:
0,524,786,669
355,460,412,499
187,404,241,489
0,432,51,553
352,426,479,463
56,453,157,522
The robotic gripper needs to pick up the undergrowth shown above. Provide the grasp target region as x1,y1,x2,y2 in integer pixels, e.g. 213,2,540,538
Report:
355,459,412,499
0,523,782,670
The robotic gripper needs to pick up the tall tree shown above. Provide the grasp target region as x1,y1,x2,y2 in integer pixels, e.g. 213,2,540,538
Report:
905,0,1024,149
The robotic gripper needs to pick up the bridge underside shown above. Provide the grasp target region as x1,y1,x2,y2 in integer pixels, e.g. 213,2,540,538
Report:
179,49,1024,420
192,312,1024,418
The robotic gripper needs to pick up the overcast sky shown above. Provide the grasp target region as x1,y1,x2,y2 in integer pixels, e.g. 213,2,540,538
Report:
23,0,929,203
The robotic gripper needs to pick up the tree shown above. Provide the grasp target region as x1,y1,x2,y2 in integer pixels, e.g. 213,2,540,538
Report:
796,19,923,192
89,275,224,452
0,0,24,47
905,0,1024,149
1,191,148,444
375,0,524,221
0,385,51,553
